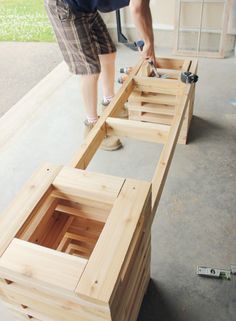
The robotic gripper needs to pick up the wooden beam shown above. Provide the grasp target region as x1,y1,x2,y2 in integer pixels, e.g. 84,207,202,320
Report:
106,117,170,144
127,103,175,116
0,238,87,291
0,164,61,256
75,179,151,303
70,60,143,169
151,85,194,216
52,166,125,207
133,76,182,95
129,92,177,106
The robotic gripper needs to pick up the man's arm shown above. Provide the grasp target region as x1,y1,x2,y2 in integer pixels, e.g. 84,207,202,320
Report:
129,0,156,63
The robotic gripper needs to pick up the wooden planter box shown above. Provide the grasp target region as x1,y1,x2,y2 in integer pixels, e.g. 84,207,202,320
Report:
126,58,197,144
0,165,151,321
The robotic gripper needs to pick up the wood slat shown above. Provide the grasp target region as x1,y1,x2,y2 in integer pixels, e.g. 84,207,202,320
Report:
134,76,182,95
106,117,170,144
0,164,61,256
129,111,173,125
52,167,125,207
17,196,58,241
70,60,143,169
0,238,87,291
152,85,193,216
76,179,151,303
57,199,111,223
55,203,108,223
129,92,177,106
127,102,175,116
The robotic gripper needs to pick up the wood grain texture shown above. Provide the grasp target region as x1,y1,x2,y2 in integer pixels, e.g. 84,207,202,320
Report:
0,164,61,256
0,238,87,291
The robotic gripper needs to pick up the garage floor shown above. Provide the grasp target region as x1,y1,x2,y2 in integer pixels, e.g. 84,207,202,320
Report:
0,42,236,321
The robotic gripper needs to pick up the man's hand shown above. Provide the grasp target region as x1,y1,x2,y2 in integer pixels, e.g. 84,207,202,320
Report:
130,0,156,65
141,42,156,65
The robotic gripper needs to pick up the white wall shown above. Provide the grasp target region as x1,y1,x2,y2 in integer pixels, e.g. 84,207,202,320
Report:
103,0,236,33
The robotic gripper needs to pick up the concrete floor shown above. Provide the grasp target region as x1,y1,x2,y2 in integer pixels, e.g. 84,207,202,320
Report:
0,43,236,321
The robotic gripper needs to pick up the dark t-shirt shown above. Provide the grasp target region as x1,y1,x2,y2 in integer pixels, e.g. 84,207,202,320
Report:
65,0,129,13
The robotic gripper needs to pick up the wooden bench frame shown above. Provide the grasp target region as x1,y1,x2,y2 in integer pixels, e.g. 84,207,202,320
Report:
0,57,198,321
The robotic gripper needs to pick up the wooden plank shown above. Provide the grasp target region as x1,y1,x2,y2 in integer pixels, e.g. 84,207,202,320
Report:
106,117,170,144
64,232,97,245
28,211,58,246
52,166,125,206
39,214,74,250
17,196,57,241
75,179,151,303
127,102,175,116
129,92,177,106
55,203,109,223
117,249,150,321
152,84,194,216
134,76,181,95
0,280,110,321
129,111,173,125
70,60,143,169
0,164,61,256
0,238,87,291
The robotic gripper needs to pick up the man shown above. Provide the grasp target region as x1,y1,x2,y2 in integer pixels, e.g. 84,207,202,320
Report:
44,0,156,150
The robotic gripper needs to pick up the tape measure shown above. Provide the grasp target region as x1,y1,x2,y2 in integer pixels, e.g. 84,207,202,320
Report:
181,71,198,84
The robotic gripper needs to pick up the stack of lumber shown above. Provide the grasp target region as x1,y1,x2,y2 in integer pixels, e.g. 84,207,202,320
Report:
126,58,196,144
0,165,152,321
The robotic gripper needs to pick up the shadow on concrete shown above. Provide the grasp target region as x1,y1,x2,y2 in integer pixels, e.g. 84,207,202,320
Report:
187,115,224,144
138,279,181,321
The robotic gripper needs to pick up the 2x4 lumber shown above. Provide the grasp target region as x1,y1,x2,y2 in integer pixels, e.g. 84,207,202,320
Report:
5,301,52,321
17,196,58,241
0,238,87,291
130,92,177,106
127,103,175,116
70,60,143,169
28,211,59,246
52,166,125,206
110,192,152,315
129,111,173,125
2,285,93,321
75,179,151,303
111,207,151,314
40,214,74,249
1,280,110,321
125,259,150,321
0,163,61,256
134,76,180,95
114,245,151,321
106,117,170,144
152,85,193,216
64,232,97,245
65,243,91,256
55,203,108,223
152,60,198,211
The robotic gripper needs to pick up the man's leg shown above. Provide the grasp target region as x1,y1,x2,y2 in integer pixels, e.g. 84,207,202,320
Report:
99,52,116,103
80,73,99,123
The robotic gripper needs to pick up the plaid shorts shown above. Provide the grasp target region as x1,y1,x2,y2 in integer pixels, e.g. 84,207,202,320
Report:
44,0,116,75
